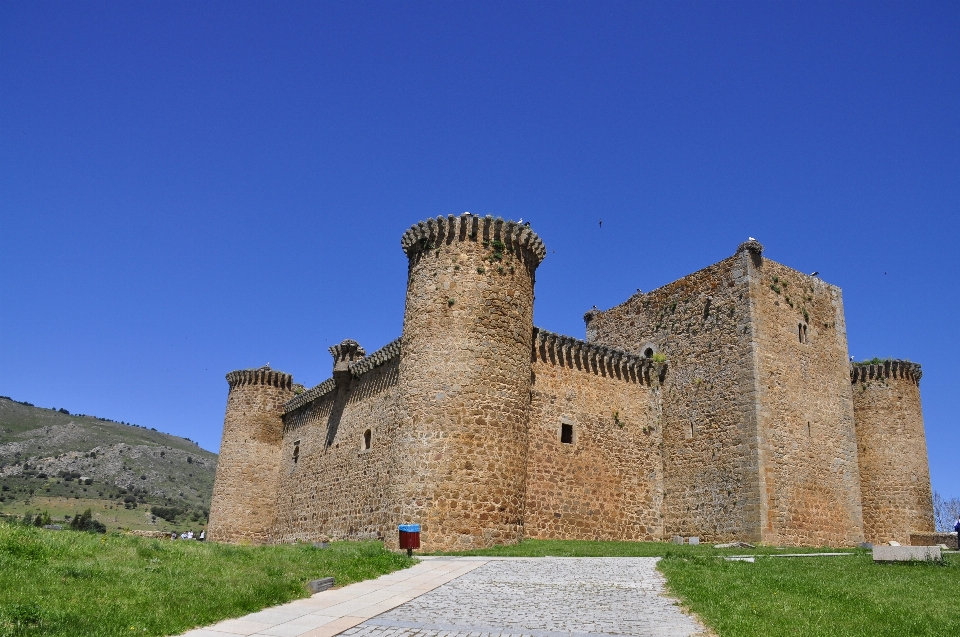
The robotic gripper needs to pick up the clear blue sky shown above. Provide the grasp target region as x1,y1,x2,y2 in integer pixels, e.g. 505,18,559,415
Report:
2,2,957,498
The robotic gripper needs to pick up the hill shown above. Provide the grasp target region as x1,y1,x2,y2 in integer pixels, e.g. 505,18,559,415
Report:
0,396,218,532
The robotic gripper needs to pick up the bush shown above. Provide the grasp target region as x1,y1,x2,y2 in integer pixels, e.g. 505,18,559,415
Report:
68,508,106,533
151,506,184,523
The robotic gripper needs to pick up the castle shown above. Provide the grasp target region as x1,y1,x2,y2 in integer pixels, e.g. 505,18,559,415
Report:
208,214,934,550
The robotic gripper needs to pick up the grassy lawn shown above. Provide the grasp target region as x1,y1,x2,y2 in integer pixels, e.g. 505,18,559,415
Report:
0,521,414,637
435,539,960,637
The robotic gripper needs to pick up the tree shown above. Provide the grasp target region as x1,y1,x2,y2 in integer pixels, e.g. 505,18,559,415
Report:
933,491,960,532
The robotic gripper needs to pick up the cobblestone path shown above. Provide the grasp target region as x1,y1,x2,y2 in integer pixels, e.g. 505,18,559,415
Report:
341,558,707,637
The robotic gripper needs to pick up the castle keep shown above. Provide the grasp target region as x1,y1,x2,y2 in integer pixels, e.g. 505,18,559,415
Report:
208,215,934,549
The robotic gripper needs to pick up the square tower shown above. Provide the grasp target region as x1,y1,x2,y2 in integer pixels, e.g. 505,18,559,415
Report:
585,241,865,546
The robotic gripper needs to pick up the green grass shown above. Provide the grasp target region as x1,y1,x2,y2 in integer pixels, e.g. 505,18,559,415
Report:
660,552,959,637
436,539,960,637
0,521,415,637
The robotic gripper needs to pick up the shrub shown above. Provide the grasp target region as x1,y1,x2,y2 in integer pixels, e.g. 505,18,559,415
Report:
151,506,184,523
68,508,106,533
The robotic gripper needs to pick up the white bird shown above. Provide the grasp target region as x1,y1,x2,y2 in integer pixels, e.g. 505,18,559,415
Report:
748,237,755,241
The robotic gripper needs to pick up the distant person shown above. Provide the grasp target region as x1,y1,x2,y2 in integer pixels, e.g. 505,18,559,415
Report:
180,531,187,540
955,516,960,545
171,532,176,540
199,530,205,541
187,530,194,540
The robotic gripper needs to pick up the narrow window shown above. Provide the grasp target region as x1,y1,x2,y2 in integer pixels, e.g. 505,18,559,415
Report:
363,429,371,450
803,324,808,342
798,324,803,343
807,422,811,437
560,423,573,444
293,440,300,464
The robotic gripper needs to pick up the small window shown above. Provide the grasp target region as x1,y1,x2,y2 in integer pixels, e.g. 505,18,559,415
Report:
363,429,371,450
798,323,808,344
644,347,654,358
807,422,811,437
292,440,300,464
560,423,573,444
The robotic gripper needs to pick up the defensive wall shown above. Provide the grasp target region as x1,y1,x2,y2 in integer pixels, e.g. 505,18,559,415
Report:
525,328,666,541
210,214,933,550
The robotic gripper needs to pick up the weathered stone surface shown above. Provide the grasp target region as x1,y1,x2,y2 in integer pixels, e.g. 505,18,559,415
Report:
209,218,934,551
587,246,866,546
910,532,957,550
853,361,934,546
208,367,293,544
872,545,941,562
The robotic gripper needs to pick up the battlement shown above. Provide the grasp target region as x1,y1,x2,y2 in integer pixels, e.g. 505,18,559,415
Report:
225,366,293,390
400,213,547,264
349,337,401,377
532,327,665,384
851,359,922,384
283,338,402,414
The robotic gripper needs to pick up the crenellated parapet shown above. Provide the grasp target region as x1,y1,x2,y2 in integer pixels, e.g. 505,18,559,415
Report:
283,338,402,414
226,366,293,390
400,213,547,265
349,338,401,377
851,359,922,385
532,327,666,384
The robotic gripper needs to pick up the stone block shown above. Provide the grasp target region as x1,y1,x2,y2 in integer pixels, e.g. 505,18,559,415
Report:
688,536,700,545
307,577,335,593
671,535,683,544
872,545,941,562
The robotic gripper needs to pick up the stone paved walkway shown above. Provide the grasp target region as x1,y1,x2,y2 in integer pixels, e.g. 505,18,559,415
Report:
177,557,708,637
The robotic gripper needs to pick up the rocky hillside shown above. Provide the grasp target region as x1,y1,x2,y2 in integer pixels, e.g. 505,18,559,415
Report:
0,397,218,527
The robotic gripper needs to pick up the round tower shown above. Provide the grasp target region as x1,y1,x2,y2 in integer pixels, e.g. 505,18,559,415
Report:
394,213,546,551
852,359,934,545
208,365,294,544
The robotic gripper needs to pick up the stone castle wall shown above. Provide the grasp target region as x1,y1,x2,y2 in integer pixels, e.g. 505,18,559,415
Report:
749,259,864,546
273,345,402,544
585,250,762,542
524,329,665,541
393,214,545,551
852,361,934,544
210,217,931,551
208,367,293,543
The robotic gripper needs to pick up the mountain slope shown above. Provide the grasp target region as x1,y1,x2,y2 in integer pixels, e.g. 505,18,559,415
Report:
0,396,218,530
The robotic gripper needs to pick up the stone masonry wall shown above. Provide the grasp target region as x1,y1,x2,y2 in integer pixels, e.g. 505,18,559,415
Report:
274,349,402,544
852,361,934,545
586,250,762,542
749,260,864,546
394,214,545,551
208,367,293,544
525,329,665,541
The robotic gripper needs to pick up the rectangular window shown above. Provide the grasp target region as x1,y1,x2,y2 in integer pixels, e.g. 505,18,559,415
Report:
560,423,573,444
